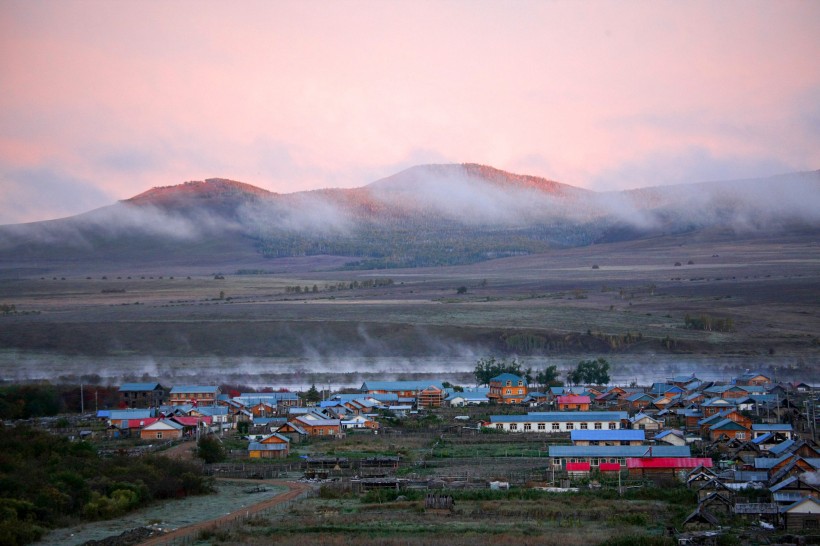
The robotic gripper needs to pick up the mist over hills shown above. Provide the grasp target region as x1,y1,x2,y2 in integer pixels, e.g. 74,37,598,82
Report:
1,163,819,272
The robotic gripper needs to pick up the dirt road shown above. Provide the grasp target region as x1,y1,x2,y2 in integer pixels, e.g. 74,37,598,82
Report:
138,479,312,545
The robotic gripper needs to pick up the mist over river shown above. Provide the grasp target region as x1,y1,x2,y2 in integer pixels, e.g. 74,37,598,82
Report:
1,352,815,390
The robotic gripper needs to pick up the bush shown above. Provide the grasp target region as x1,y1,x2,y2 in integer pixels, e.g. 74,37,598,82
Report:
197,436,226,464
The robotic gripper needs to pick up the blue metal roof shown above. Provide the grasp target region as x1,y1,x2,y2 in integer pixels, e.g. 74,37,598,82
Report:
490,373,528,385
768,439,796,456
751,423,793,432
248,442,287,451
119,382,162,392
571,430,645,442
549,445,691,458
109,409,154,420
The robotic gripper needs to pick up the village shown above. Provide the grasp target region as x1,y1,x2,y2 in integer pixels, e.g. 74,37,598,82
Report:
75,368,820,540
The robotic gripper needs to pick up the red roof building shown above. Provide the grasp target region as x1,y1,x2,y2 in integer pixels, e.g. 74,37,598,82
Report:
556,395,591,411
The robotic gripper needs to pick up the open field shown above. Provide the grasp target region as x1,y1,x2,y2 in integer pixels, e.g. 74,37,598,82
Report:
1,230,818,384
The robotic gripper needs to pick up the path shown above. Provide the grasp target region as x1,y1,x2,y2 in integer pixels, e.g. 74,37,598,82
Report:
138,479,312,545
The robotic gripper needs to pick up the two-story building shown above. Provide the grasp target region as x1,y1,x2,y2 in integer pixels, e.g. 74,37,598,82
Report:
487,373,528,405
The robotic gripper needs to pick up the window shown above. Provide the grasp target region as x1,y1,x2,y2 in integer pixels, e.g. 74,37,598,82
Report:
510,423,518,430
156,432,163,439
736,432,745,439
590,440,599,446
506,381,511,387
518,389,522,394
552,423,560,430
538,423,546,430
580,423,588,429
609,423,617,429
566,423,574,430
496,424,503,430
524,423,531,431
620,440,630,446
506,389,511,395
594,422,602,429
591,458,599,466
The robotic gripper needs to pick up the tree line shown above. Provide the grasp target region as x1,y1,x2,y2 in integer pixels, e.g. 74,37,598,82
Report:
473,357,610,388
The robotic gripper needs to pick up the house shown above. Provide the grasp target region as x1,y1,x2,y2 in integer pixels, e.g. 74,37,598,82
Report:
548,445,692,472
291,415,342,437
626,457,713,483
488,373,528,405
700,398,737,417
118,383,165,408
275,421,308,443
169,385,221,406
752,423,794,440
703,384,747,400
570,429,644,446
248,432,290,459
140,419,184,440
681,506,720,530
523,391,548,406
781,497,820,533
341,415,380,430
625,392,654,411
170,415,212,436
417,385,446,408
556,395,591,411
735,371,772,387
360,381,444,399
649,383,685,398
770,474,820,505
654,429,687,446
446,388,489,407
487,411,627,433
629,413,662,431
108,409,155,429
708,418,751,442
669,374,699,389
192,406,231,430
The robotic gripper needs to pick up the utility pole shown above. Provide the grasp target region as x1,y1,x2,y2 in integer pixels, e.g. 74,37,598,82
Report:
80,383,84,414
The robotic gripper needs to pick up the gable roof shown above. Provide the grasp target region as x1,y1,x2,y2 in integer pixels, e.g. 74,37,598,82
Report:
143,419,183,431
490,373,527,385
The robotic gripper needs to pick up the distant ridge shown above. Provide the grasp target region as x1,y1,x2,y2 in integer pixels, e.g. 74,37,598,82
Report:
1,164,818,272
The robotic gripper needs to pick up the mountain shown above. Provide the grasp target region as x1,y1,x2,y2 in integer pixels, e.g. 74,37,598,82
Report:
1,164,818,274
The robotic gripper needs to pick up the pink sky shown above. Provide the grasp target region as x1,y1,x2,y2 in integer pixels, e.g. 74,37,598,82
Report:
1,1,819,224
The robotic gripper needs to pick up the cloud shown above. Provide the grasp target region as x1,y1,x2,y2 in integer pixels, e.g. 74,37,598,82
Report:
0,166,115,225
590,147,796,191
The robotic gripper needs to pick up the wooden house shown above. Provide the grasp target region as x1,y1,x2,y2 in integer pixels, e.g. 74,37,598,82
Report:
140,419,183,440
781,497,820,533
708,418,751,442
291,415,342,437
735,372,772,387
